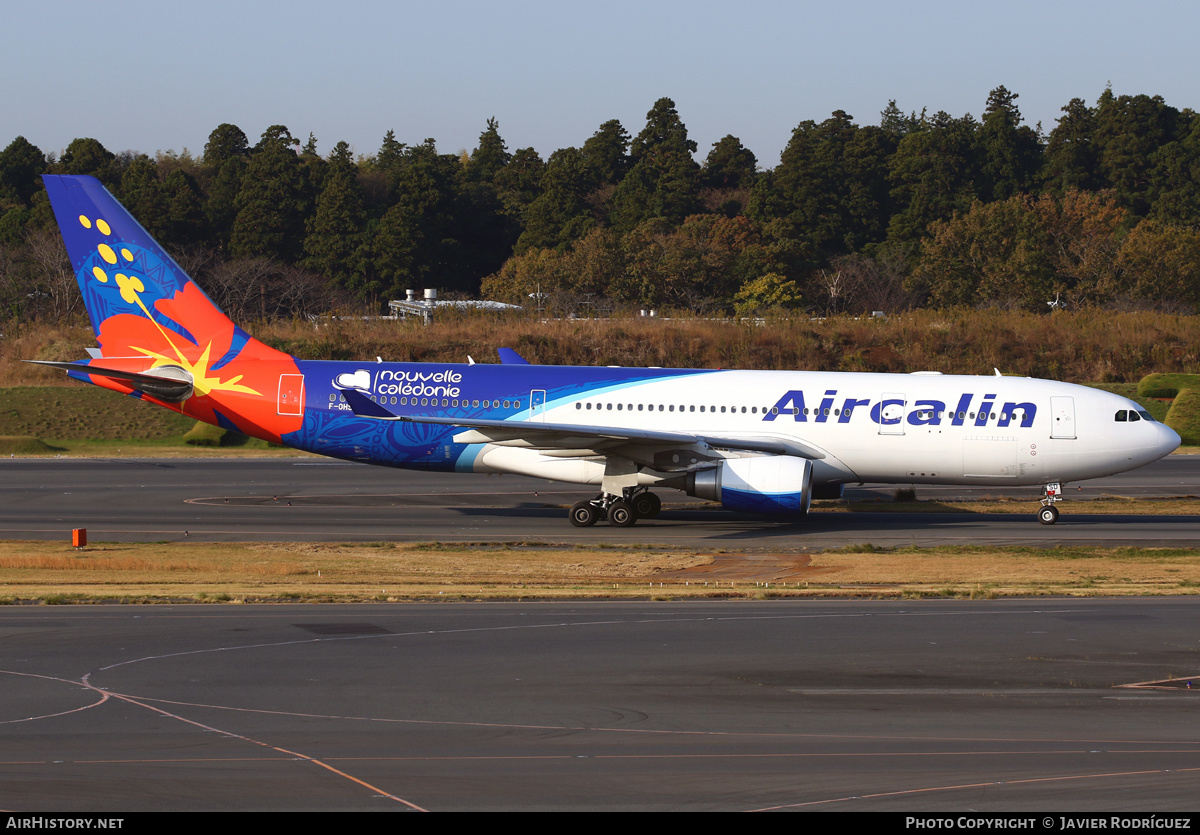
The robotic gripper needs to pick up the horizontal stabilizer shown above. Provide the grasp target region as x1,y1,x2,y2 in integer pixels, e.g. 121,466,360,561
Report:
29,361,194,403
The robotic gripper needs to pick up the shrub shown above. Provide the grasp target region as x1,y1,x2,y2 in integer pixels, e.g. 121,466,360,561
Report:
1164,388,1200,446
1137,373,1200,399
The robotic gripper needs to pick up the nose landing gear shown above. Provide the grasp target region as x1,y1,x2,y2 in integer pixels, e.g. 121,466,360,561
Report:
1038,482,1063,525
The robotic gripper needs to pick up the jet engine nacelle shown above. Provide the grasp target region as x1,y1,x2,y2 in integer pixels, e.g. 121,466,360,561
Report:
686,456,813,516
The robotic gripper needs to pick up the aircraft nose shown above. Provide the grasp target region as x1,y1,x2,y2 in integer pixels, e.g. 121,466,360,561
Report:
1154,421,1182,457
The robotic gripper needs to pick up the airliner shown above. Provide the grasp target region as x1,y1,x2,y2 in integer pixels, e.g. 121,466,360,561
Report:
37,174,1180,527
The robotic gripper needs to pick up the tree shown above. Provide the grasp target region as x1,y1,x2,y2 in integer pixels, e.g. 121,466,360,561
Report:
493,146,545,225
0,136,46,207
160,169,207,246
702,135,757,190
611,98,700,233
975,86,1041,201
1093,90,1179,215
1042,98,1099,193
118,156,169,238
369,139,470,297
563,226,625,298
229,126,312,261
1116,220,1200,307
887,111,981,242
581,119,630,186
701,135,757,216
480,245,570,305
56,138,117,186
1148,114,1200,226
205,156,247,249
203,123,249,169
911,196,1056,309
750,112,892,257
466,117,510,183
880,100,921,139
734,273,804,315
517,147,595,253
377,129,406,171
303,141,367,289
1033,189,1126,303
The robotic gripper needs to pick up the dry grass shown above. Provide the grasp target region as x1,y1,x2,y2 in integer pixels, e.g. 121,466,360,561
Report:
810,544,1200,598
7,308,1200,388
3,540,1200,603
823,496,1200,515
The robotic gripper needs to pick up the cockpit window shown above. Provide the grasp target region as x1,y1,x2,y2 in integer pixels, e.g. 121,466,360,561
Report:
1116,409,1155,423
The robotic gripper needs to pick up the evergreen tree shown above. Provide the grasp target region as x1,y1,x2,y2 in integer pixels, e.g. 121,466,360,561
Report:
976,86,1042,201
1042,98,1099,194
1149,113,1200,225
749,112,892,257
467,117,511,182
160,169,207,246
517,147,595,252
880,100,921,139
229,125,312,261
1093,90,1179,215
0,136,46,207
56,138,117,186
369,139,470,296
377,130,406,170
361,130,407,217
887,111,981,242
303,141,367,289
206,156,247,249
611,98,701,233
702,135,757,190
118,156,168,238
580,119,630,186
460,120,520,285
493,147,545,225
203,123,249,168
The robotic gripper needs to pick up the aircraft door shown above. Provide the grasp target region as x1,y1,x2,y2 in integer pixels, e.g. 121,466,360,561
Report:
277,374,305,416
529,389,547,422
1050,396,1076,439
878,392,906,435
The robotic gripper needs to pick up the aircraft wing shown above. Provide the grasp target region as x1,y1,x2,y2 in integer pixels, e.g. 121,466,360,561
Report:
341,389,825,461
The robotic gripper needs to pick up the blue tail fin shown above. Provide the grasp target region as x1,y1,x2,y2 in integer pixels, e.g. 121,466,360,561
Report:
42,174,229,345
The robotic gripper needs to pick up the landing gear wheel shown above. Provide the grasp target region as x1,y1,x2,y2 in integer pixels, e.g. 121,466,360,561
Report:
607,499,637,527
1038,505,1059,525
631,492,661,519
569,500,600,527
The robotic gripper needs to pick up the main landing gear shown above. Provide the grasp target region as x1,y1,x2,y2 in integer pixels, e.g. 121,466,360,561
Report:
1038,482,1063,525
569,489,661,527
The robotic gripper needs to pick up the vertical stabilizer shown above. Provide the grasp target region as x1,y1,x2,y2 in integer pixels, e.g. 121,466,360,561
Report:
43,175,230,343
41,175,303,442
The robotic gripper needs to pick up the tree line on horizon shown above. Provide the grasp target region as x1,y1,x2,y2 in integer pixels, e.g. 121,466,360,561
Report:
2,85,1199,323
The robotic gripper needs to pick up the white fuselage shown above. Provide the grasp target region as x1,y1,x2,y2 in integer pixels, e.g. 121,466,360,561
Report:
464,370,1179,489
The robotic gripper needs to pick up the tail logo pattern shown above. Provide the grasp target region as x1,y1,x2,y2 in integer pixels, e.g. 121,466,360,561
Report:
75,211,261,398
